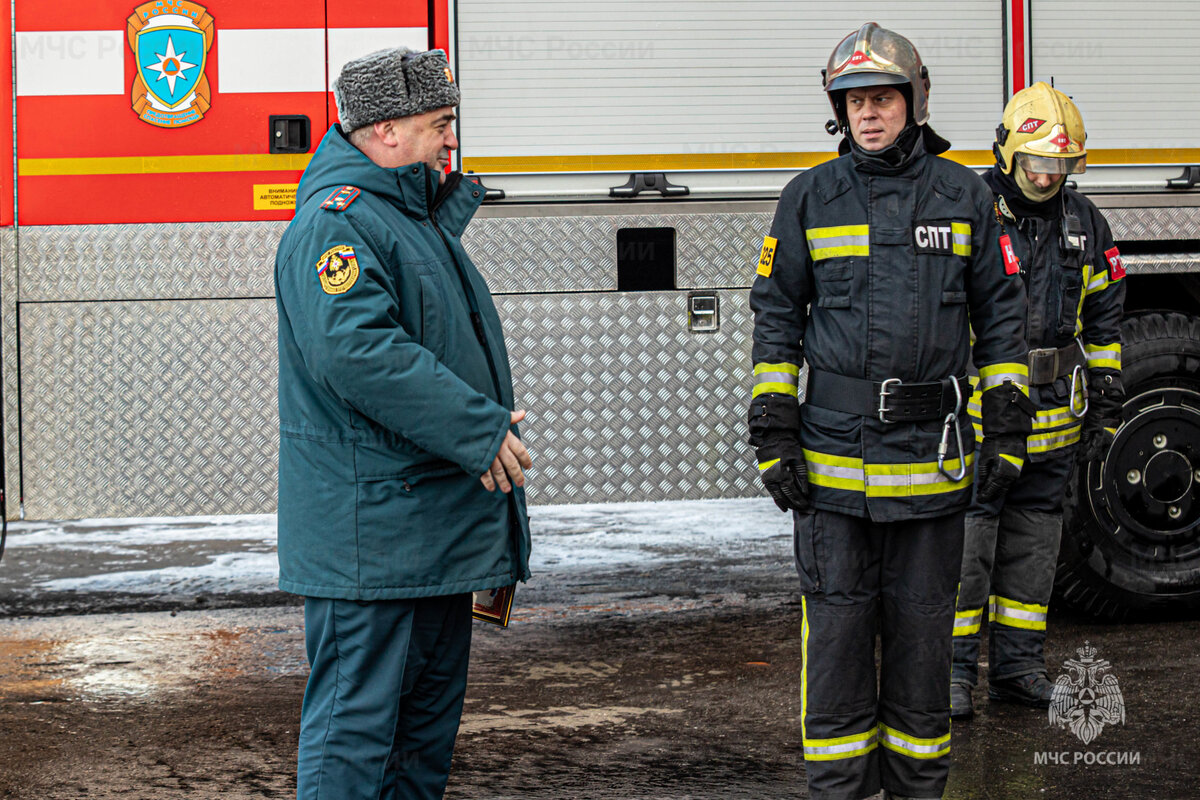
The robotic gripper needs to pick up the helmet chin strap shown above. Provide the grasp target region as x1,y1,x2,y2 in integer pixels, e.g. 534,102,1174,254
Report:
1015,167,1065,203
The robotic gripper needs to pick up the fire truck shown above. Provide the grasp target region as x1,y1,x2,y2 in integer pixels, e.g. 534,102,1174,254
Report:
2,0,1198,619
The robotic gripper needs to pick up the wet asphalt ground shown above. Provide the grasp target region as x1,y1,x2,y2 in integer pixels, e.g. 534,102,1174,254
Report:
0,500,1198,799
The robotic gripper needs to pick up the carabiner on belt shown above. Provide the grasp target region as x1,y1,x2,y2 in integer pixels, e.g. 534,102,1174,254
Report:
938,375,967,481
1068,338,1090,419
1069,363,1089,419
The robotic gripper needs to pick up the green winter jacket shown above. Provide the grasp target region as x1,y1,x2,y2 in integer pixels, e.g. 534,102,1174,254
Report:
274,125,530,600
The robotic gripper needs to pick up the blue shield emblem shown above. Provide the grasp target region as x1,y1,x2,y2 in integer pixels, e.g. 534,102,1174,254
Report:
135,26,206,109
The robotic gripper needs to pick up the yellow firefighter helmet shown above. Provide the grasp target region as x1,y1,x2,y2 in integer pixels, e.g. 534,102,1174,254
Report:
823,23,931,128
995,81,1087,175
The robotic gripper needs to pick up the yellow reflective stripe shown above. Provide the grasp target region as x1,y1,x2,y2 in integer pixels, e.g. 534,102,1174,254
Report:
1028,426,1081,454
804,449,866,492
878,723,951,760
978,362,1030,394
752,361,801,398
951,222,972,256
805,451,863,469
953,607,984,637
803,450,974,496
1084,342,1122,371
803,728,880,761
758,458,780,472
1075,278,1087,337
1000,453,1024,470
1034,405,1078,430
1085,268,1110,295
863,455,975,497
806,225,869,261
989,595,1048,631
808,475,867,492
801,597,810,742
754,362,800,376
752,365,799,396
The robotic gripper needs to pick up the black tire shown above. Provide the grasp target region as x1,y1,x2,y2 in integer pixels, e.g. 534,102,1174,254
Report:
1057,311,1200,621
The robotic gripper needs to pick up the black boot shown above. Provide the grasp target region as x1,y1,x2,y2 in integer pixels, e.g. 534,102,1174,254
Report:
950,682,974,720
988,672,1055,708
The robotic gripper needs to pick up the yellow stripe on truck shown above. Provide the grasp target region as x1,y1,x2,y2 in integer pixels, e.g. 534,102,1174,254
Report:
460,150,998,173
19,153,312,176
462,148,1193,174
26,148,1200,178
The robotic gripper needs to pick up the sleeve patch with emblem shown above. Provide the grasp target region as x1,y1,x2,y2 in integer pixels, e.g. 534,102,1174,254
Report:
1105,246,1126,280
758,235,778,277
320,185,361,211
316,245,360,295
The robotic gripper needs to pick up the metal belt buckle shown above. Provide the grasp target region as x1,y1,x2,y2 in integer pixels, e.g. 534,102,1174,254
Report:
878,378,902,423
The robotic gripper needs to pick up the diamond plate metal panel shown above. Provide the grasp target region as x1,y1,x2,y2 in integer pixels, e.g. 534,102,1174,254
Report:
1105,205,1200,242
18,223,287,302
671,212,772,289
19,299,279,519
464,215,617,293
1,228,17,517
495,289,760,505
464,209,771,293
17,290,765,518
1124,253,1200,275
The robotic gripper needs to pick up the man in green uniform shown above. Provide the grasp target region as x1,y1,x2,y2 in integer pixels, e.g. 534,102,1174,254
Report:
275,47,531,799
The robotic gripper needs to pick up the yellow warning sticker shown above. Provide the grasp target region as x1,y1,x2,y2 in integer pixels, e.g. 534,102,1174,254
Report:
757,235,778,277
253,183,298,211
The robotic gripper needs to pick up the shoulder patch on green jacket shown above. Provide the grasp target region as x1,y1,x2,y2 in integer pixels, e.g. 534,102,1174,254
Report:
316,245,360,294
320,186,361,211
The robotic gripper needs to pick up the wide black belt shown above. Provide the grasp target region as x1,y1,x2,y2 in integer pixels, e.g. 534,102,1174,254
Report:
1028,343,1085,386
805,368,970,423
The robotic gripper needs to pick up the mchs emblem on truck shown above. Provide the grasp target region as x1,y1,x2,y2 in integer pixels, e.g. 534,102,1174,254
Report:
126,1,214,128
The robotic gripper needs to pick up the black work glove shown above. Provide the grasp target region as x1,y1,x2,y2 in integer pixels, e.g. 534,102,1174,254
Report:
976,379,1035,504
760,456,810,513
1077,370,1124,465
975,435,1025,504
1077,425,1115,464
748,393,808,513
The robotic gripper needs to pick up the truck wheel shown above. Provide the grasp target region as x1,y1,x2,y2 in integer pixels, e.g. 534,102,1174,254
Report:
1057,311,1200,620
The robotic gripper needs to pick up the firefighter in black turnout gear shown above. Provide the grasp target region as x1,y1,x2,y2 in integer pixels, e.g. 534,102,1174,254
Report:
748,24,1032,800
950,83,1126,719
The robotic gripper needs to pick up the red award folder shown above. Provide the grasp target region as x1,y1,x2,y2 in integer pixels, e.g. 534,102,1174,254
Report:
472,584,515,627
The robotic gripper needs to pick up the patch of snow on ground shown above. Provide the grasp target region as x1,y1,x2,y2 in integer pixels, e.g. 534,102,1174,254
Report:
14,498,788,595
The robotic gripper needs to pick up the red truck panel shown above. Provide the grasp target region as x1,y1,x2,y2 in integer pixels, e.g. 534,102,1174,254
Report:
1,6,13,226
15,0,327,225
14,0,442,225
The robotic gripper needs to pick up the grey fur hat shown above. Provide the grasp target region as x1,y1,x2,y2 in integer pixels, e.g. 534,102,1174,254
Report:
333,48,461,132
